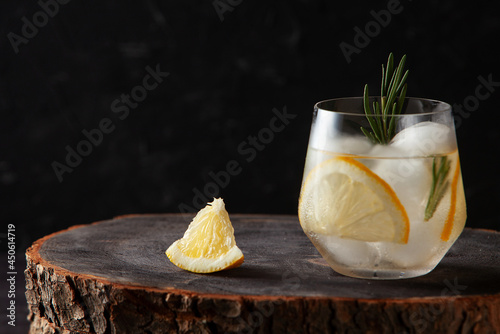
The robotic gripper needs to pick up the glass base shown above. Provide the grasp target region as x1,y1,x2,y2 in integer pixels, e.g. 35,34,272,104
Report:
331,265,434,280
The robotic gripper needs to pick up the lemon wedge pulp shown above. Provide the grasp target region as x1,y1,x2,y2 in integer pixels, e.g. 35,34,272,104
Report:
166,198,244,273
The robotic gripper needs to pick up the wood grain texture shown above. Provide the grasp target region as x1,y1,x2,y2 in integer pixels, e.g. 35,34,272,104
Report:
25,214,500,333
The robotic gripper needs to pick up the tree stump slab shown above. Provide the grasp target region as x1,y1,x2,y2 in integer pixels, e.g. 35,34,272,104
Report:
25,214,500,333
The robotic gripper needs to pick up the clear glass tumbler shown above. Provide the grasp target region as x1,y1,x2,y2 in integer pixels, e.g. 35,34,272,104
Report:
298,97,467,279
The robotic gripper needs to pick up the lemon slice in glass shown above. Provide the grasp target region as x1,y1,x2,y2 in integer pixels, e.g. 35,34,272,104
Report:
299,156,410,243
166,198,244,273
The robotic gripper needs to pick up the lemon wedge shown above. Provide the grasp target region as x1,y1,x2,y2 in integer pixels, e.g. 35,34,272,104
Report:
299,156,410,243
166,198,244,273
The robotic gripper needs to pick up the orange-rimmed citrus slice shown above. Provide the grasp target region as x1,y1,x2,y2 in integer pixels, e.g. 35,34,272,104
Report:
441,159,466,241
166,198,244,273
299,156,410,243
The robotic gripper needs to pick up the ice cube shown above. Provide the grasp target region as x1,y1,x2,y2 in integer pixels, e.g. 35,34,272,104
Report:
369,142,406,158
372,157,431,225
369,149,432,224
367,121,454,224
390,121,456,157
309,109,373,155
388,219,442,267
316,135,373,155
314,234,372,267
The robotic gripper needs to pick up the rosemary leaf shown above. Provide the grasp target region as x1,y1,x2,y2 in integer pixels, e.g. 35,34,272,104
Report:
385,58,406,115
381,65,386,97
388,56,406,95
384,53,394,92
385,55,404,103
387,84,407,138
396,84,407,113
424,156,451,221
362,85,384,144
385,75,397,111
396,70,409,93
387,103,397,139
361,53,409,144
361,128,375,143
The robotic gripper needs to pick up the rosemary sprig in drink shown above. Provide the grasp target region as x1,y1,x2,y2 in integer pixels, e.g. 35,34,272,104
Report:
424,156,451,221
361,53,409,144
361,53,451,220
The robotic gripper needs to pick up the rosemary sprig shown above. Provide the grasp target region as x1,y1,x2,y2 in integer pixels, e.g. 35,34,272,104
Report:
424,156,451,221
361,53,409,144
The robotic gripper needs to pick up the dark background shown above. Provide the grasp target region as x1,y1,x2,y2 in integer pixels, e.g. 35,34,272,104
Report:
2,0,500,263
1,0,500,331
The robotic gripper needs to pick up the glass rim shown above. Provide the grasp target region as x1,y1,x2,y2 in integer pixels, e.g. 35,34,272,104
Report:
314,96,452,117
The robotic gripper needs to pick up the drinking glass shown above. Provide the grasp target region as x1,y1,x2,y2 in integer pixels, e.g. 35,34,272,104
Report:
298,97,467,279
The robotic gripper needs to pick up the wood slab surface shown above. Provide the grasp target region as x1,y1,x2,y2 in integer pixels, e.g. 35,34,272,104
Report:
25,214,500,333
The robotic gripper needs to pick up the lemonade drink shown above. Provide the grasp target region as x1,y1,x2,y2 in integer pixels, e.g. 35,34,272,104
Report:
298,98,466,279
